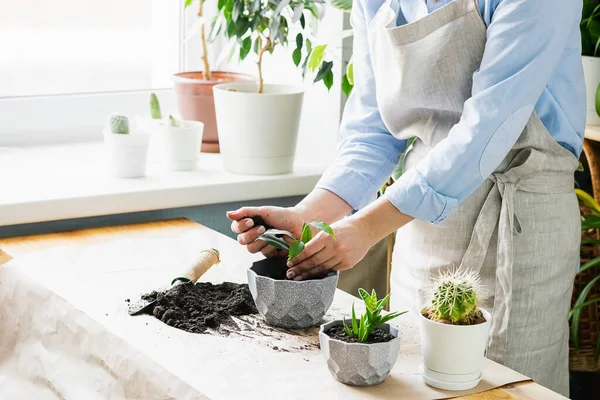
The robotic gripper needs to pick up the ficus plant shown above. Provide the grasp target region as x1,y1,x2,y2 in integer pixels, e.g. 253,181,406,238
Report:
216,0,325,93
343,289,407,343
425,269,483,325
184,0,215,80
582,0,600,57
257,221,335,263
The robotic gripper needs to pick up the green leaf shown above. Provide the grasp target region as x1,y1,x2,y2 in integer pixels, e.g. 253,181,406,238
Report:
571,274,600,349
293,5,304,23
314,61,333,83
257,234,290,250
296,33,303,50
301,223,312,243
273,0,291,18
358,288,377,312
358,314,368,342
393,137,417,180
376,293,392,310
341,74,353,97
346,60,354,85
232,1,243,22
308,45,327,72
263,229,296,239
323,70,334,90
581,238,600,246
309,221,336,240
569,298,600,318
351,303,359,335
380,310,408,325
292,48,302,67
218,0,227,11
582,215,600,230
226,20,236,38
240,37,252,60
343,319,353,337
185,0,193,8
331,0,353,12
300,14,306,29
596,81,600,117
208,17,223,42
288,240,305,262
580,255,600,273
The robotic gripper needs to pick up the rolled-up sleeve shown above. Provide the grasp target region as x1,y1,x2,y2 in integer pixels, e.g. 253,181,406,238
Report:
384,0,580,223
315,0,406,211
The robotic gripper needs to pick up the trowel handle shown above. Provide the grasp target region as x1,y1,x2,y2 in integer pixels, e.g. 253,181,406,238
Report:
171,248,220,286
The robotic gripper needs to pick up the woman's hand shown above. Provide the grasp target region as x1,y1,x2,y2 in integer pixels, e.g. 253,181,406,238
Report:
286,216,375,281
226,206,304,257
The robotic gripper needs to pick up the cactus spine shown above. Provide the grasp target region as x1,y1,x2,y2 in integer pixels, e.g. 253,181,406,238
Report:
109,114,130,135
149,93,162,120
428,269,482,325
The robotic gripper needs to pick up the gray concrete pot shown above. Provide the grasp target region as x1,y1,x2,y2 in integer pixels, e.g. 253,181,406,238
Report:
247,257,338,329
319,320,401,386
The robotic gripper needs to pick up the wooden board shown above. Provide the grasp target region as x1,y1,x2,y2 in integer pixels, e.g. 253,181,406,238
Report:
0,218,565,400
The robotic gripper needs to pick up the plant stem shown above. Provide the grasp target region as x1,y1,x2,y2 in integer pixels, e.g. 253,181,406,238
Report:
198,0,212,81
256,36,271,94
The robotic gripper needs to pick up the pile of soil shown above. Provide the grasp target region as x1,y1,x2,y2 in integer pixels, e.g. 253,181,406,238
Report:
421,308,487,325
325,326,395,344
139,282,257,334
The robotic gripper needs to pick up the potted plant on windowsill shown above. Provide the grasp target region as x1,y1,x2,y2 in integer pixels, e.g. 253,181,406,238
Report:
103,113,151,178
319,289,407,386
247,221,338,328
581,0,600,125
212,0,324,175
174,0,254,153
419,269,491,391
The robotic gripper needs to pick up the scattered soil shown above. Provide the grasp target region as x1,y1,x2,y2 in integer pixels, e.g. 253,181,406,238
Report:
421,308,487,325
138,282,257,334
325,325,395,344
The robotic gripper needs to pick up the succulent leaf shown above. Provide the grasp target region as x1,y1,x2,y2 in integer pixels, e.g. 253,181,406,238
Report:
149,93,162,119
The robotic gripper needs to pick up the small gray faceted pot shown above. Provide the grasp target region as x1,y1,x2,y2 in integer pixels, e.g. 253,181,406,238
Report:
247,257,338,329
319,320,401,386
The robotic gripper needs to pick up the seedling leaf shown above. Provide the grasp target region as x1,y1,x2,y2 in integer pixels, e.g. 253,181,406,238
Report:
257,234,289,250
288,240,305,262
301,223,312,243
309,222,336,240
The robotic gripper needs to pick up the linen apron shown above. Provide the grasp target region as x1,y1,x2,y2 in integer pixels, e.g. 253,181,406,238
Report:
368,0,580,395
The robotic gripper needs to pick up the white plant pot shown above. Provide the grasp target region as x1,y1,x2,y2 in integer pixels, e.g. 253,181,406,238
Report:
161,120,204,171
213,83,304,175
103,131,150,178
419,308,491,391
582,56,600,125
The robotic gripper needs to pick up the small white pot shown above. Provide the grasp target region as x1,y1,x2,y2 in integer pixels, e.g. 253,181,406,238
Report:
419,308,491,391
582,56,600,125
213,83,304,175
161,120,204,171
103,131,150,178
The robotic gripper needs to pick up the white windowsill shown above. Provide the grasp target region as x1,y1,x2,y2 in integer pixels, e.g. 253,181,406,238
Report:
0,142,327,227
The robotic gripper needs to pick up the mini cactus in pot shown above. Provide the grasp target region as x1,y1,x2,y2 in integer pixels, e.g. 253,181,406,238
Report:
319,289,407,386
420,269,491,391
103,112,150,178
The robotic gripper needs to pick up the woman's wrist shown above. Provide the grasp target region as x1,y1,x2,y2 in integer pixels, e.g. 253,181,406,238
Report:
293,189,353,224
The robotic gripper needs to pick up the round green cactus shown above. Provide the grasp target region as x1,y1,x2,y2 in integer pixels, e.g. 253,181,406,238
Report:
428,269,482,324
109,114,130,134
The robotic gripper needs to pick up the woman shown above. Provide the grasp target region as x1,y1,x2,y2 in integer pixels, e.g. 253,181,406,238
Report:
228,0,585,395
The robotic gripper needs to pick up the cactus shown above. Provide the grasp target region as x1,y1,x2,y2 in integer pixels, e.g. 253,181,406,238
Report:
168,114,180,128
427,269,482,325
109,113,130,134
149,93,162,120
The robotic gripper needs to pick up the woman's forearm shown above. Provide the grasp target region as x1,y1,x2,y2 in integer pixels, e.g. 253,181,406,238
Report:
353,196,414,246
294,189,354,224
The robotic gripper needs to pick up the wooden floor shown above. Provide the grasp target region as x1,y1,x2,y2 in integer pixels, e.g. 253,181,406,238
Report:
0,218,565,400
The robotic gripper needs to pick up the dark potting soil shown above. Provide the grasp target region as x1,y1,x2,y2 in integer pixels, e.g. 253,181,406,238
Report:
325,325,395,344
251,257,334,281
421,308,487,325
139,282,257,334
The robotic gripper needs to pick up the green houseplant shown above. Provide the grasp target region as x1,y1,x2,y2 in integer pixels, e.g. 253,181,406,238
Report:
212,0,325,175
174,0,254,153
419,269,491,390
581,0,600,124
319,288,406,386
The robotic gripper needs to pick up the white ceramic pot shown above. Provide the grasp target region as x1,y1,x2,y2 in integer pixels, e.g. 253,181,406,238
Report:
582,56,600,125
103,131,150,178
419,308,491,391
213,83,304,175
161,120,204,171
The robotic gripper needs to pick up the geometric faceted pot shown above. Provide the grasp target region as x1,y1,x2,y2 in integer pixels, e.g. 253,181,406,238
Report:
247,257,337,329
213,83,304,175
420,308,491,391
173,71,255,153
319,320,401,386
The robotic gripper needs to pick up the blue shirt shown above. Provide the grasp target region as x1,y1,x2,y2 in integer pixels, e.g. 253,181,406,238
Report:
316,0,585,223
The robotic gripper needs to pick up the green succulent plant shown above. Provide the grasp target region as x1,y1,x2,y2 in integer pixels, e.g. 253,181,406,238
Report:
257,221,335,263
343,289,407,343
426,269,483,325
149,93,162,120
109,114,130,135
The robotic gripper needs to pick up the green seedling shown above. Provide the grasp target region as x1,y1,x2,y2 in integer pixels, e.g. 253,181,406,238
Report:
109,113,130,134
168,114,180,128
257,221,335,263
149,93,162,119
343,289,407,343
427,269,482,325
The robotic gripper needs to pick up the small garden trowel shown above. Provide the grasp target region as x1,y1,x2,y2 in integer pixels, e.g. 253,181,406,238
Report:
128,248,220,316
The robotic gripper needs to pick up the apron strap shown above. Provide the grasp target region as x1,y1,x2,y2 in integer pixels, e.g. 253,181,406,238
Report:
458,147,573,362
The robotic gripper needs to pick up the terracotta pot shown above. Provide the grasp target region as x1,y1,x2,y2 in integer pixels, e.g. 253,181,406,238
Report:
173,71,255,153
